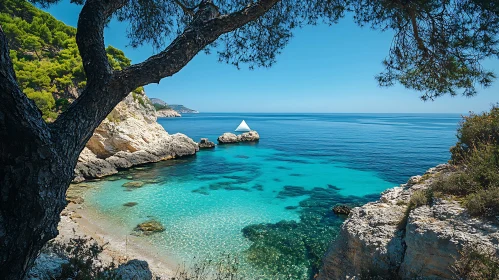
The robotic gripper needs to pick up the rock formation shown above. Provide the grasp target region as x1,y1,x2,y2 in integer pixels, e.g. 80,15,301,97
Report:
156,109,181,118
318,164,499,279
217,131,260,144
74,92,198,182
198,138,215,149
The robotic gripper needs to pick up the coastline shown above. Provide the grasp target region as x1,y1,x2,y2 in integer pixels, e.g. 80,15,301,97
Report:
59,194,178,279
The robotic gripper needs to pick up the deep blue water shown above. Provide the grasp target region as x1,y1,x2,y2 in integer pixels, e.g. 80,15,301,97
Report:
158,113,460,184
83,113,461,278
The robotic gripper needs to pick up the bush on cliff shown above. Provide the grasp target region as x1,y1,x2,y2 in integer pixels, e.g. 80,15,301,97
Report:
430,106,499,217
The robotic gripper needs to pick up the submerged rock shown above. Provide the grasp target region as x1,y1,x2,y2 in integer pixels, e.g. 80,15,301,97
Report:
198,138,215,149
123,202,138,207
134,220,165,235
332,204,352,215
217,131,260,144
122,181,145,188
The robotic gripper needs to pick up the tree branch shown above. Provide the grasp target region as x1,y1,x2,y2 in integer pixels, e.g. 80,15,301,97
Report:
51,0,128,159
173,0,195,16
117,0,280,88
51,0,280,161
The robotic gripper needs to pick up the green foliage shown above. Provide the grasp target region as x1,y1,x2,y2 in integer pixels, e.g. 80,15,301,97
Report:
131,91,146,107
153,103,171,111
26,0,499,99
408,189,431,209
2,0,135,121
464,188,499,217
47,237,119,280
451,106,499,163
106,45,131,71
429,106,499,217
452,243,499,280
25,89,57,120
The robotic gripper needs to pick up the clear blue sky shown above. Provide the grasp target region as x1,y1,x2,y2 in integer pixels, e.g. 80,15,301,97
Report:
45,1,498,113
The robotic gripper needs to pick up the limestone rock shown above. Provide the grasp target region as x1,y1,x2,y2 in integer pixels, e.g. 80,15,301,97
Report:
318,164,499,279
218,133,239,144
114,259,153,280
237,131,260,142
198,138,215,149
156,109,181,118
218,131,260,144
74,93,198,182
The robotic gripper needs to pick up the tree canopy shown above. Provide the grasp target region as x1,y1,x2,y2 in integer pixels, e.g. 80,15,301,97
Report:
23,0,499,101
1,1,499,279
1,0,137,121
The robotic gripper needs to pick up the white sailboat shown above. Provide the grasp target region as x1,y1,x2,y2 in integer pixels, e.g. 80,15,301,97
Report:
235,120,251,132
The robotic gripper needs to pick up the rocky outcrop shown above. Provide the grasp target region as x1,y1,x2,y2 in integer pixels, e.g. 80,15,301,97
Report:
198,138,215,149
27,255,152,280
74,92,198,182
26,253,68,280
156,109,181,118
217,131,260,144
114,259,153,280
319,164,499,279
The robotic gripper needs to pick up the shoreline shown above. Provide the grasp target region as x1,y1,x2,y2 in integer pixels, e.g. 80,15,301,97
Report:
59,198,178,279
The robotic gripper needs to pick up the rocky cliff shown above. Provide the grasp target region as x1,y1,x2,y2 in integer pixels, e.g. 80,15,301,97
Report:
156,109,181,118
74,92,198,182
319,164,499,279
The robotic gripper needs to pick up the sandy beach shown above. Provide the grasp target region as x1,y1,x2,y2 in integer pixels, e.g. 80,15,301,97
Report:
58,191,178,279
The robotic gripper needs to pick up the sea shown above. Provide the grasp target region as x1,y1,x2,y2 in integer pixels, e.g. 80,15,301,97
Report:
81,113,461,279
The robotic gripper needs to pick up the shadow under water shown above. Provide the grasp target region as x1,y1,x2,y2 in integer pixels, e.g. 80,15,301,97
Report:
242,185,379,279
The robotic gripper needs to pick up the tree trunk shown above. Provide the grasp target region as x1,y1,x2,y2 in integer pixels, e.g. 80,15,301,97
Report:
0,141,74,279
0,25,76,280
0,0,280,277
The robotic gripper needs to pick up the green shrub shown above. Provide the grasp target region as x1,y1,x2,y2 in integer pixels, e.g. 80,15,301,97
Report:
464,188,499,218
47,237,119,279
431,172,480,197
429,106,499,217
451,105,499,164
452,243,499,280
408,189,431,209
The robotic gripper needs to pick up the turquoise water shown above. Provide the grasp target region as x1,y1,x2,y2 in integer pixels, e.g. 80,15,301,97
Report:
83,113,460,278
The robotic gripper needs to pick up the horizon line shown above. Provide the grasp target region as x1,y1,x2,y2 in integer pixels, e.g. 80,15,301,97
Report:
186,111,468,114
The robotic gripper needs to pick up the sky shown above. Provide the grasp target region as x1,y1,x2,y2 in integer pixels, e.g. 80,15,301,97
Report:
44,1,499,113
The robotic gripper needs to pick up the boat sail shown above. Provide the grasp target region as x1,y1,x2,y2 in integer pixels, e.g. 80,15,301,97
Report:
235,120,251,132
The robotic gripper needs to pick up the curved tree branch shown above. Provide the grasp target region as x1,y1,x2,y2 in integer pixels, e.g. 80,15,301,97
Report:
117,0,280,89
173,0,195,16
51,0,279,161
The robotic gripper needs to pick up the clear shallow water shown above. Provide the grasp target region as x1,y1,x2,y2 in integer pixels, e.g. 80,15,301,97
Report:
84,113,460,278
